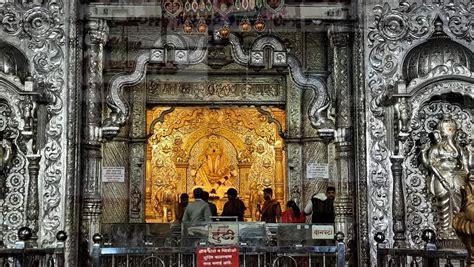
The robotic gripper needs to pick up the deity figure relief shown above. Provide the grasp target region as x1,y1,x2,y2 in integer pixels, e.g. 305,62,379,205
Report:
238,135,254,164
151,139,179,222
0,113,13,199
191,136,237,196
422,118,469,239
153,169,178,222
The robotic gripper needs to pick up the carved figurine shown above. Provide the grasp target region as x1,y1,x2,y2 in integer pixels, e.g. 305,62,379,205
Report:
422,118,469,240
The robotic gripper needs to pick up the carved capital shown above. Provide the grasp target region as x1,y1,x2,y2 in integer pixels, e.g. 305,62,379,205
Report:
87,19,109,46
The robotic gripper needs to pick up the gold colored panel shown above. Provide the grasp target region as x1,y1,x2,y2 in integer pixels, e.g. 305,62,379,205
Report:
146,107,286,222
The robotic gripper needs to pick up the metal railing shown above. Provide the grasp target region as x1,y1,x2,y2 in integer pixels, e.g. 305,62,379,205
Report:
92,223,346,267
0,228,66,267
93,245,345,267
0,247,65,267
375,230,468,267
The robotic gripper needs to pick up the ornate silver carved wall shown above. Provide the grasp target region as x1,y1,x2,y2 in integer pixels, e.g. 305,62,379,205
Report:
365,0,474,265
0,0,80,265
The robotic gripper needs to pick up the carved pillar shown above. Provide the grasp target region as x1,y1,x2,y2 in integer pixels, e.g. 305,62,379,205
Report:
275,147,284,204
129,85,146,223
390,155,406,247
390,96,409,248
26,154,41,247
329,26,354,244
80,19,108,257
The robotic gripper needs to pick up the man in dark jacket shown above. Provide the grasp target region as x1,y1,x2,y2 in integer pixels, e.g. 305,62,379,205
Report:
304,186,335,223
202,191,218,217
221,188,246,221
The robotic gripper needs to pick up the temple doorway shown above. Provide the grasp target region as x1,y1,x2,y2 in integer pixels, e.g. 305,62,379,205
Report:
145,106,286,223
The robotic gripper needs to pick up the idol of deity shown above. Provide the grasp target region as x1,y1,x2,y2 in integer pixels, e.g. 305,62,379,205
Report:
191,136,238,197
422,118,469,239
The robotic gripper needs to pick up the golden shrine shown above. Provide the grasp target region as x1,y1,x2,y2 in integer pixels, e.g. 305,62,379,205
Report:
145,107,286,222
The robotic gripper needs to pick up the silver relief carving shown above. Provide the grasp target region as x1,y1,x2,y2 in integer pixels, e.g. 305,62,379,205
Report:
146,79,283,103
107,32,332,140
129,84,146,222
287,55,334,129
0,1,67,247
104,34,208,139
0,97,26,246
405,101,471,247
365,0,474,263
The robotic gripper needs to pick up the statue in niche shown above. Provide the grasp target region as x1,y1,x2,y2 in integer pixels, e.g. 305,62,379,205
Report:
0,112,13,199
422,118,469,239
191,135,237,198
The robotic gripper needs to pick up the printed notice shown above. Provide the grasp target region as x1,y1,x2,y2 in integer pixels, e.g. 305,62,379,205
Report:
197,247,239,267
306,163,329,179
102,167,125,183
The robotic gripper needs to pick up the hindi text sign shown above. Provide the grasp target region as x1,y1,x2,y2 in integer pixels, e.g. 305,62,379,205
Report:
311,225,334,239
208,223,239,245
197,247,239,267
102,167,125,183
306,163,329,179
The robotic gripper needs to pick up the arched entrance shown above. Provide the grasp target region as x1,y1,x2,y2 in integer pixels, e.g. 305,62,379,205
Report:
145,106,286,222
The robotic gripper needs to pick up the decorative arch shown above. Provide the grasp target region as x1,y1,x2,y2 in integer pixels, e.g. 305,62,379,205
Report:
102,33,333,139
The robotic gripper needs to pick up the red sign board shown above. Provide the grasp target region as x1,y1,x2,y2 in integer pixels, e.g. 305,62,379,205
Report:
196,247,239,267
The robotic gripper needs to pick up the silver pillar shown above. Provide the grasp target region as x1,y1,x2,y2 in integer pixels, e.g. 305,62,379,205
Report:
329,25,355,252
80,18,108,260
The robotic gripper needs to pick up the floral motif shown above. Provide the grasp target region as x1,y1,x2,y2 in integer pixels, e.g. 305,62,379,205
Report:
0,0,65,247
366,0,473,263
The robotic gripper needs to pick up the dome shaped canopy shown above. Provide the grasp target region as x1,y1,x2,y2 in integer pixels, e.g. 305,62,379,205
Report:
0,42,29,83
404,19,473,82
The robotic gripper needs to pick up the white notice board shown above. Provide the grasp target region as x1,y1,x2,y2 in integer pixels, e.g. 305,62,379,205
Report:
306,163,329,179
102,167,125,183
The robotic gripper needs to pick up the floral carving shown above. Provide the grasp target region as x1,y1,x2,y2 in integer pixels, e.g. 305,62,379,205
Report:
366,0,474,264
0,0,66,247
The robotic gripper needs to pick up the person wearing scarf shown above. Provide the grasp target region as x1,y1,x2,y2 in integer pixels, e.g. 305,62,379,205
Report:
259,188,281,223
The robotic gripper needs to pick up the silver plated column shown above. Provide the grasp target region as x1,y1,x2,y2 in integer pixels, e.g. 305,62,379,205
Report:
329,25,355,251
81,18,108,259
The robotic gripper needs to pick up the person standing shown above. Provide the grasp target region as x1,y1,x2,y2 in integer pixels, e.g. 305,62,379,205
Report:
304,186,336,223
221,188,246,221
258,188,281,223
174,193,189,223
282,200,305,223
202,191,218,217
182,188,211,222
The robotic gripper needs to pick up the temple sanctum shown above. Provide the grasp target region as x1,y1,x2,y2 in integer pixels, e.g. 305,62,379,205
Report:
0,0,473,266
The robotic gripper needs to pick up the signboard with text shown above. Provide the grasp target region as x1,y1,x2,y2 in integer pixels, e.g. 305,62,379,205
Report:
208,223,239,245
197,247,239,267
311,225,334,239
102,167,125,183
306,163,329,179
